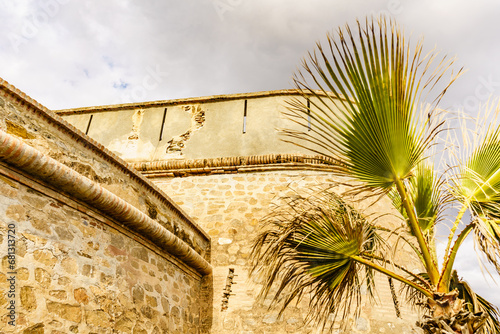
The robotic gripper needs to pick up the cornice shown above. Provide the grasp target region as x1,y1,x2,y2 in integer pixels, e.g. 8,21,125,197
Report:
54,89,342,115
131,154,340,177
0,128,211,275
0,77,209,242
55,89,302,115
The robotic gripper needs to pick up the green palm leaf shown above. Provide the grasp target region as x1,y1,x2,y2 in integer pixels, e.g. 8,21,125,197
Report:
283,18,456,280
250,190,431,330
283,17,459,192
413,163,445,232
250,191,380,329
390,162,445,233
440,120,500,289
474,218,500,276
248,14,500,333
458,127,500,218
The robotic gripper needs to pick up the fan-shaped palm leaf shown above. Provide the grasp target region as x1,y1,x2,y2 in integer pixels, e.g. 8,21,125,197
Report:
283,17,459,192
282,17,460,284
250,191,432,330
443,116,500,287
249,14,500,334
389,162,445,233
457,127,500,218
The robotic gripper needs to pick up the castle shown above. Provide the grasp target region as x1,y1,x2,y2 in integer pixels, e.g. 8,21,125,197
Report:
0,78,418,333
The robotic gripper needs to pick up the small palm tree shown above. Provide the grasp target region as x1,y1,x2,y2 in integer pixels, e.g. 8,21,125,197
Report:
250,17,500,333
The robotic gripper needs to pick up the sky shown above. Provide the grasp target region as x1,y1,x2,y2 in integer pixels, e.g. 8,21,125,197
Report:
1,0,500,308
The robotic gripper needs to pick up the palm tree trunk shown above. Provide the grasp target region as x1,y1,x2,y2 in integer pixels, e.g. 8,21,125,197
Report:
417,291,487,333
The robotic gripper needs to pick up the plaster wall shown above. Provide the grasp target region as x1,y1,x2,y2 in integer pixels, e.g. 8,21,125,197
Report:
60,92,332,162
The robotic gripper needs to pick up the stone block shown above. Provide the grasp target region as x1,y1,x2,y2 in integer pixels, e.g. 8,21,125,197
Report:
46,301,82,323
20,286,37,311
22,323,44,334
54,226,74,241
74,288,89,304
146,295,158,307
86,309,111,328
34,268,51,288
60,257,78,275
49,290,67,300
6,204,26,222
33,250,58,268
132,285,145,304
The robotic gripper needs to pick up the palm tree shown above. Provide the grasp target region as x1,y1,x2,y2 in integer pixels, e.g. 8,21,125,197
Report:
250,17,500,333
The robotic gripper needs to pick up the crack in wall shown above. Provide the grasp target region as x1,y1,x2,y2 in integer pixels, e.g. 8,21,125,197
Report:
107,109,155,160
166,105,205,156
128,109,144,140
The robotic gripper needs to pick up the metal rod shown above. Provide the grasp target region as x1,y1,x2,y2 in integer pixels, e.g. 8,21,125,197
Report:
159,108,167,141
307,99,311,131
243,100,247,134
85,115,93,135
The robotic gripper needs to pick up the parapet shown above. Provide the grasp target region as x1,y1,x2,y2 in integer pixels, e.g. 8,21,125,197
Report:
56,90,339,163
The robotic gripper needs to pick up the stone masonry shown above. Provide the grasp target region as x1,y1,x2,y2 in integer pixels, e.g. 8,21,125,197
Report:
153,170,420,334
0,77,212,333
0,174,204,333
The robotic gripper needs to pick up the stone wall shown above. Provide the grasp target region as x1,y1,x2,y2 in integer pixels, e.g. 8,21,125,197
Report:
0,78,212,333
0,168,206,333
0,79,210,260
152,170,421,334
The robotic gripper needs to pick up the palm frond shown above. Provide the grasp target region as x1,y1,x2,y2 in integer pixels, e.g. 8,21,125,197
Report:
413,163,446,232
374,224,427,266
459,131,500,218
401,272,430,311
283,17,459,283
283,16,460,194
250,191,383,330
389,162,445,233
250,190,433,330
474,218,500,276
453,101,500,219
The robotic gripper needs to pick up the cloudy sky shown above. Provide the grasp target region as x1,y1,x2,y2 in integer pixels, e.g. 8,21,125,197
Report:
1,0,500,308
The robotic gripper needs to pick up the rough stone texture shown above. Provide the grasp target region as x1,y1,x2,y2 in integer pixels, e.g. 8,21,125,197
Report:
0,80,210,263
0,173,207,333
0,80,211,333
154,171,421,333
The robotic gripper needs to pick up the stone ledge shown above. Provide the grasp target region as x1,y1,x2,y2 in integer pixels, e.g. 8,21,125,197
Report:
0,128,211,275
54,89,304,115
54,89,349,115
130,154,341,177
